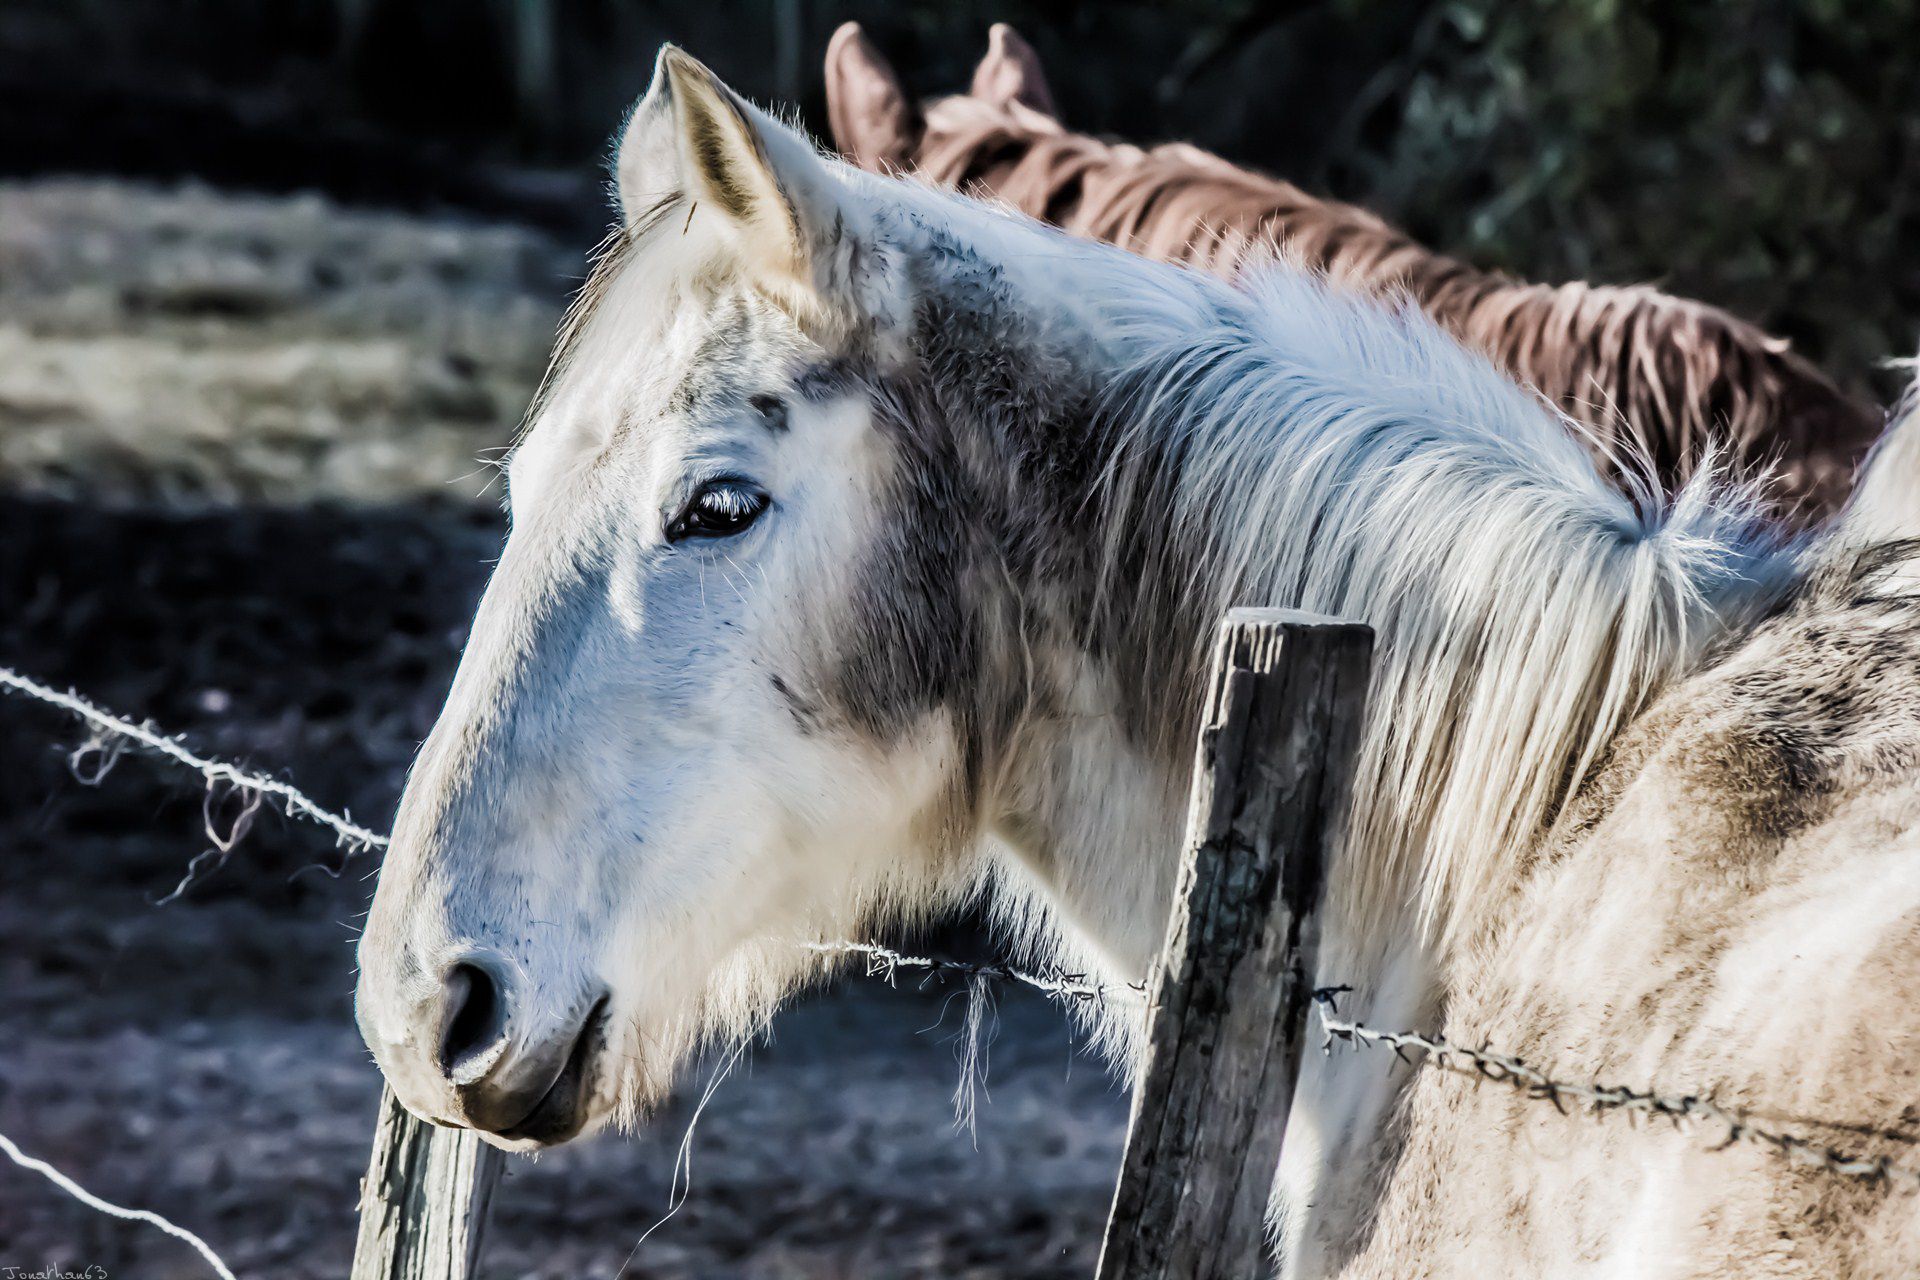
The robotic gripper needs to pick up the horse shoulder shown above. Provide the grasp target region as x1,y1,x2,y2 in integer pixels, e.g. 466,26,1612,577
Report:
1345,550,1920,1278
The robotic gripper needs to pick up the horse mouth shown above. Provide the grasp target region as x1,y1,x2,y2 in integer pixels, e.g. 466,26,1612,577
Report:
491,996,609,1148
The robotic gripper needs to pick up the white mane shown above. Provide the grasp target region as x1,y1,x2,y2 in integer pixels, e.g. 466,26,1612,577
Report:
1088,261,1790,957
1837,365,1920,544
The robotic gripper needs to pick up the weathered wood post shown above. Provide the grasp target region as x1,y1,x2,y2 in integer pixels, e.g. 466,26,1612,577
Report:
351,1086,503,1280
1097,609,1373,1280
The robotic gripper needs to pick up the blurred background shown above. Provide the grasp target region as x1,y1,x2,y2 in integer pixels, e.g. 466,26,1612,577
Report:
0,2,1913,1277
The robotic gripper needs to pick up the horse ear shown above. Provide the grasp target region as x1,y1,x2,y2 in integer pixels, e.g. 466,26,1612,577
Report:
970,23,1059,118
616,47,844,299
824,22,920,171
614,48,684,225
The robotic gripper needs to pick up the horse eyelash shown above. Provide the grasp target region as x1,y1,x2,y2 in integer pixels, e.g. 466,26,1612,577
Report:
665,477,771,543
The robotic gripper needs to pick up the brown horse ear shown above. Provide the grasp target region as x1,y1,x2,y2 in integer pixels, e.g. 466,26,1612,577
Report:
824,22,920,172
970,23,1059,119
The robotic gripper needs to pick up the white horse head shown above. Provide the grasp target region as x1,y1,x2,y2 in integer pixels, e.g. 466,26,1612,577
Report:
356,47,1783,1167
355,48,1050,1147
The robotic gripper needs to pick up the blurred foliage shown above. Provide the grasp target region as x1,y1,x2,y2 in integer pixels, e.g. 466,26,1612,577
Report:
1329,0,1920,390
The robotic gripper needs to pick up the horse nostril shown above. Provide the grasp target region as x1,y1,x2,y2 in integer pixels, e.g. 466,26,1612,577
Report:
438,962,508,1079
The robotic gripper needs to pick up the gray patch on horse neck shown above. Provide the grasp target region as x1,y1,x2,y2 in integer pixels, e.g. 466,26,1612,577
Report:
808,234,1126,821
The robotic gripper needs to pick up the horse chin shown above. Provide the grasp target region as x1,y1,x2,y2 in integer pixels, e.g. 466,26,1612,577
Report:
474,1105,614,1153
471,1068,631,1153
473,1006,619,1152
586,1019,689,1135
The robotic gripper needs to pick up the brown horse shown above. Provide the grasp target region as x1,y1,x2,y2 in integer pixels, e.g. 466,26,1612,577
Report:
825,22,1882,523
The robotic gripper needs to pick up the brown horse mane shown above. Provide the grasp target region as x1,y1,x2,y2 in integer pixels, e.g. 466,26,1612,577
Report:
823,22,1881,523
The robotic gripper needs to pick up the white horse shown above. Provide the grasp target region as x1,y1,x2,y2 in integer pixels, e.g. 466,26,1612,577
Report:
356,48,1920,1275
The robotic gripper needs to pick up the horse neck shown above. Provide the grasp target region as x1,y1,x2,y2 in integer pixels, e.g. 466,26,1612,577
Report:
939,233,1788,1025
990,675,1191,986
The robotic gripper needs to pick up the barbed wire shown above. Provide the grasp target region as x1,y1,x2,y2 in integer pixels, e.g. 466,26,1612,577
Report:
1312,988,1920,1193
7,660,1916,1240
0,1128,238,1280
0,665,388,852
805,940,1142,1006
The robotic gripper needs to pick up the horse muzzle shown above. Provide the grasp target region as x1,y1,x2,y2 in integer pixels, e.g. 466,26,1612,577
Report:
358,949,611,1150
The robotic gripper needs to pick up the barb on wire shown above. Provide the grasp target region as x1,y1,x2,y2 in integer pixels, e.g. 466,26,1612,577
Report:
69,731,126,786
1312,988,1920,1193
0,666,388,852
0,1127,237,1279
805,940,1142,1006
155,781,266,905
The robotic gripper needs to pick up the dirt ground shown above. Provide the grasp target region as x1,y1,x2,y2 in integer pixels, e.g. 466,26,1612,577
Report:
0,179,1130,1278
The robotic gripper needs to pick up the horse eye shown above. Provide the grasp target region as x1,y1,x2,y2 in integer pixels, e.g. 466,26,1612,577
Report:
667,479,770,543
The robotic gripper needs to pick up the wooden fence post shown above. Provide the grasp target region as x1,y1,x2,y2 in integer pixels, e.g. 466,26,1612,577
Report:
1097,609,1373,1280
351,1086,504,1280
